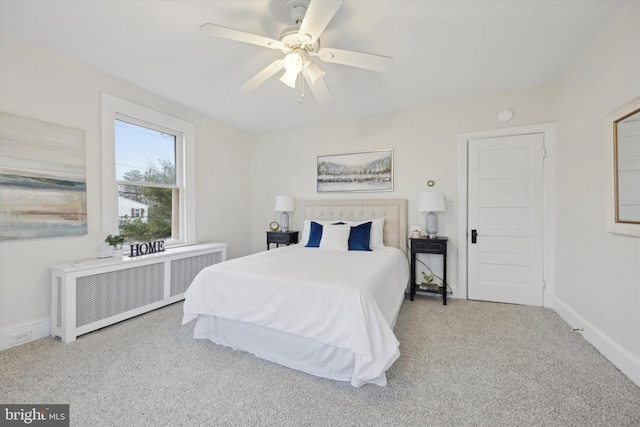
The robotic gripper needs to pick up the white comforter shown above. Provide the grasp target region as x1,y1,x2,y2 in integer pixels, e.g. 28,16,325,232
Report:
182,244,408,386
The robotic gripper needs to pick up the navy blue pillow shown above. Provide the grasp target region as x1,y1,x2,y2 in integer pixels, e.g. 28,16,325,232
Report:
305,221,323,247
348,221,372,251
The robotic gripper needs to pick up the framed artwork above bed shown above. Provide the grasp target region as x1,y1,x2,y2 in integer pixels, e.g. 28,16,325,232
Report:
317,149,393,193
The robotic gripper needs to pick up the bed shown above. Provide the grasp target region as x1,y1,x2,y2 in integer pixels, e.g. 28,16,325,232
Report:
182,199,408,387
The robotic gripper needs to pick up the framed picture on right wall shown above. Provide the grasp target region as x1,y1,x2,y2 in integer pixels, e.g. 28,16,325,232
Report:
607,97,640,237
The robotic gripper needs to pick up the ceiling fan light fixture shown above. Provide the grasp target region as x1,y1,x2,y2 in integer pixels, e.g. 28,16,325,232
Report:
283,52,303,73
304,61,325,85
280,69,299,88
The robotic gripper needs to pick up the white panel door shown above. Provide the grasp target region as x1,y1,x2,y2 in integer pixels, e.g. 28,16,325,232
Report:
468,133,545,306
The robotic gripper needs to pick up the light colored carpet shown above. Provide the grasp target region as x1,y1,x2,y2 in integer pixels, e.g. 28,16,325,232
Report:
1,298,639,426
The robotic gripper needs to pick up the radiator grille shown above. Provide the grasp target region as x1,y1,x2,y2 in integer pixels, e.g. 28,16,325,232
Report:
76,263,164,327
170,253,220,296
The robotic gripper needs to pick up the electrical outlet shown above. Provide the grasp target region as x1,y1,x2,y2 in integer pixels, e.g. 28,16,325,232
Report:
9,330,32,345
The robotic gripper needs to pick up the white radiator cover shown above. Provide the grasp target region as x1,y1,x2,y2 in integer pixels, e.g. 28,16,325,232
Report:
51,243,227,343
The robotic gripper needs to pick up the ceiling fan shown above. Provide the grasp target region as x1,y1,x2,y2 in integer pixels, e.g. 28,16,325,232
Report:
200,0,392,103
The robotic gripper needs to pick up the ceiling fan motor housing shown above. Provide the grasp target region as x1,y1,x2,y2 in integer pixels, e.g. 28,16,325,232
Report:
279,26,320,54
281,0,319,54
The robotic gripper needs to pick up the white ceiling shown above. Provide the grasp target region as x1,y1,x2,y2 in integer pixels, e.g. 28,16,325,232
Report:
0,0,624,133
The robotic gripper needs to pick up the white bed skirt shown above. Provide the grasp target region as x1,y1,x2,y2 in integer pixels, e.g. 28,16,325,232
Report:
193,315,389,386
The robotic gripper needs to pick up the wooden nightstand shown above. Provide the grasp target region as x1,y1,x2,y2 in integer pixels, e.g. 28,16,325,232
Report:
266,231,299,250
410,236,448,305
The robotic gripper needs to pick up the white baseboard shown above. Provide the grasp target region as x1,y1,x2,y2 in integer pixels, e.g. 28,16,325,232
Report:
0,317,50,351
553,296,640,387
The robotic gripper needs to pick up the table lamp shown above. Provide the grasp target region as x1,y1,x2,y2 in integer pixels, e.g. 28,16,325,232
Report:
419,192,445,238
275,196,294,232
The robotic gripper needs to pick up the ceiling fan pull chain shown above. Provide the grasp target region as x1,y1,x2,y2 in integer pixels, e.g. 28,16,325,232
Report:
298,73,305,103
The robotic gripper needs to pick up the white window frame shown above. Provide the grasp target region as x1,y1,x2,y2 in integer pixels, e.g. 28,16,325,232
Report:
101,93,196,246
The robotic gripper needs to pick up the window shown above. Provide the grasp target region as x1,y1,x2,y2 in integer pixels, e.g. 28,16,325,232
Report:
115,118,179,242
101,94,195,247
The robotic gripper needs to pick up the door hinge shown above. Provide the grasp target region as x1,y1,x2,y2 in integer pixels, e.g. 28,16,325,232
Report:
542,148,547,159
542,280,546,290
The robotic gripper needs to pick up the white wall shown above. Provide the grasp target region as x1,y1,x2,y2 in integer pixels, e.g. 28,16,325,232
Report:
552,1,640,384
249,84,555,294
0,34,252,345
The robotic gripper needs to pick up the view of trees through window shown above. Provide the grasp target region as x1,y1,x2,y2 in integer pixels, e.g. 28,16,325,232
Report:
115,119,178,243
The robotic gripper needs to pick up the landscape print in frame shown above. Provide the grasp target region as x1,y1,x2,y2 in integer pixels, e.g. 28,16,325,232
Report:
317,149,393,193
0,112,87,240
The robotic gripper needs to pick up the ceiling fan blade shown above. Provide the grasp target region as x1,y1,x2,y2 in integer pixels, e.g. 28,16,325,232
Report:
298,0,343,44
317,48,392,73
239,60,285,92
200,23,284,50
302,70,332,104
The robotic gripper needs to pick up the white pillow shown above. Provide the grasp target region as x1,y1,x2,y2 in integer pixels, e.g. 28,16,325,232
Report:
301,219,341,245
319,224,350,251
352,217,385,249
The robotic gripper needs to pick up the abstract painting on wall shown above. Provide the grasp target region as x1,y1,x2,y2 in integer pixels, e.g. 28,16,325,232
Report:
0,112,87,240
317,149,393,192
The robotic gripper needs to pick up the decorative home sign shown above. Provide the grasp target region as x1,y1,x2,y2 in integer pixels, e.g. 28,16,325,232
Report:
317,149,393,193
129,240,165,257
0,112,87,240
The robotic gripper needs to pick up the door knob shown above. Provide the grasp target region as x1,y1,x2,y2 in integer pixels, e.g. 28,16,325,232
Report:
471,229,477,244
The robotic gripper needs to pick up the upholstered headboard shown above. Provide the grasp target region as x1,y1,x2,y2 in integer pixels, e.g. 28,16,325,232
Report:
299,199,407,255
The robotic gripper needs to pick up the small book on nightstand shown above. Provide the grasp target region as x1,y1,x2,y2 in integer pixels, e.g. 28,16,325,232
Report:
418,283,443,294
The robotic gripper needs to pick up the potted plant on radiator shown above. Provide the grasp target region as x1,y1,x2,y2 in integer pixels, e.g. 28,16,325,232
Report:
105,234,127,258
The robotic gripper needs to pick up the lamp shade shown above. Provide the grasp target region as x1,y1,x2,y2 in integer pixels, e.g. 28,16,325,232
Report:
280,52,303,88
418,192,446,212
283,52,303,73
304,61,326,85
275,196,294,212
279,70,298,88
